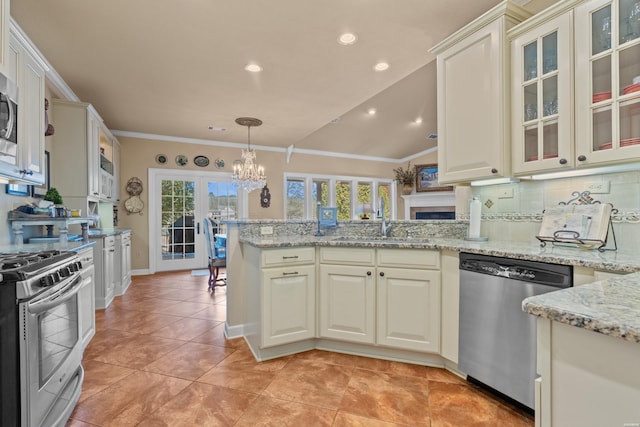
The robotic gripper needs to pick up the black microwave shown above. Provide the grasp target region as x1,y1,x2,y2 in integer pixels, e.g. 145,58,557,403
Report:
0,71,18,159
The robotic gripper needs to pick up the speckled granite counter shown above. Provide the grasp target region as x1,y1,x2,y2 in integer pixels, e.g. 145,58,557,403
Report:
523,274,640,344
241,234,640,344
241,235,640,272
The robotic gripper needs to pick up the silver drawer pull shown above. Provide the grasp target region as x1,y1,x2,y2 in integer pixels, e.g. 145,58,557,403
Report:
282,255,299,260
282,271,299,276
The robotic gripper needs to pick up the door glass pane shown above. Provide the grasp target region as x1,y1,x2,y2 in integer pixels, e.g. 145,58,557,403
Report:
286,178,305,219
592,55,612,102
312,179,329,219
524,83,538,121
543,122,559,158
524,41,537,81
357,182,372,219
620,98,640,143
593,109,613,151
525,126,539,162
207,181,237,235
336,181,351,220
619,43,640,96
620,0,640,44
543,76,558,116
161,179,196,260
542,32,558,74
592,5,612,55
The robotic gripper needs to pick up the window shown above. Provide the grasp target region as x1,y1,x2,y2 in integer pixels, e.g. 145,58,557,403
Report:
286,178,305,219
284,173,396,220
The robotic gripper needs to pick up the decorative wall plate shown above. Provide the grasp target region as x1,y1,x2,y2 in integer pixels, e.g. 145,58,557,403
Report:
215,158,225,168
155,154,167,164
194,155,210,167
175,155,188,166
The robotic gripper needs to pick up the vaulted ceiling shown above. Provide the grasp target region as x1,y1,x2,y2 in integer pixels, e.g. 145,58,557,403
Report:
11,0,554,161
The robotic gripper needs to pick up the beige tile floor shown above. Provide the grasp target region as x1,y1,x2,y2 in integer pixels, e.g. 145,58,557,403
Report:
66,270,534,426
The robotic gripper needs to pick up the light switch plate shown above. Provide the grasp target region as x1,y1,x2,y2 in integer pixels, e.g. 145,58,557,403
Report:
260,226,274,235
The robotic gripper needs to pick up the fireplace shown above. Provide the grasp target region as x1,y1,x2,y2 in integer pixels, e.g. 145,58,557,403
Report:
402,192,456,220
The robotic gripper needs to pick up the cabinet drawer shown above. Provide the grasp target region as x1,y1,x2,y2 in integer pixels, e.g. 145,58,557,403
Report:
319,247,375,266
377,248,440,269
262,247,315,267
104,235,116,248
120,232,131,243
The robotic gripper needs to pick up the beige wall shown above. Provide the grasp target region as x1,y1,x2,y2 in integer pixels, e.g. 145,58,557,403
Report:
116,135,437,271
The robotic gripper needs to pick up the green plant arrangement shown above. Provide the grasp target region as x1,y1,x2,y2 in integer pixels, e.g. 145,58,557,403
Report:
393,162,415,185
44,187,64,205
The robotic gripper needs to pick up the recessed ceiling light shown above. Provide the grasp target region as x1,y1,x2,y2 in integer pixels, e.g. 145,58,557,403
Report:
208,125,227,131
330,117,341,124
244,64,262,73
414,118,423,124
374,62,389,72
367,108,377,115
338,33,357,45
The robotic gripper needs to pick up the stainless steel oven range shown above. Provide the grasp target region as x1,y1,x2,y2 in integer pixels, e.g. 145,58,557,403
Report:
0,250,86,427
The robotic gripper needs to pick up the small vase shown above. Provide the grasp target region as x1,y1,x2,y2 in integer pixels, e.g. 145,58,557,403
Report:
402,184,413,195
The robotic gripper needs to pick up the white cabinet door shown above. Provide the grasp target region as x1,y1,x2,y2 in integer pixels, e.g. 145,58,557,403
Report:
87,111,101,198
575,0,640,166
0,32,45,183
77,247,95,351
261,264,315,348
103,242,115,307
121,232,132,294
511,12,573,175
0,0,8,73
319,264,375,344
376,267,441,353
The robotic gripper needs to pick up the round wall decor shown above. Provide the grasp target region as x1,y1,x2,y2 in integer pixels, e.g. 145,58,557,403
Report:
155,154,167,164
175,155,188,166
194,155,210,167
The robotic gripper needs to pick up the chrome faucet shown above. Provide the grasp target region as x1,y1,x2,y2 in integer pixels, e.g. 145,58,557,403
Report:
380,198,391,238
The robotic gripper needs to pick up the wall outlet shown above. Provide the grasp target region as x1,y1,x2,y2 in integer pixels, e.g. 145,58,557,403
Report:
260,226,274,235
497,188,514,199
586,181,610,194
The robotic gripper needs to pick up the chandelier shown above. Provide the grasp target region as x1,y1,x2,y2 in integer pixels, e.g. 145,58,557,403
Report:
232,117,266,192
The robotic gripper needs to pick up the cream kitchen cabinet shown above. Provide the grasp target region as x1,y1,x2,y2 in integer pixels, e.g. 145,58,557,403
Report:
440,250,460,363
245,246,316,350
510,6,574,175
376,248,441,353
319,247,376,344
319,247,441,353
0,0,8,73
430,2,531,184
91,234,116,309
574,0,640,166
114,230,132,296
51,99,119,203
75,246,96,351
0,27,46,184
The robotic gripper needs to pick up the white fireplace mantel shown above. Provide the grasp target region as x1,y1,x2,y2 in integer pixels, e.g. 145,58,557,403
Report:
401,192,456,219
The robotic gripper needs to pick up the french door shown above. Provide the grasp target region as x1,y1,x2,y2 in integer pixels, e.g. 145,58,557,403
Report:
148,168,245,273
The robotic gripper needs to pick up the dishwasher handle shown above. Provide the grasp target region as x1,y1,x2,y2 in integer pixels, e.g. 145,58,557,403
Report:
459,253,573,288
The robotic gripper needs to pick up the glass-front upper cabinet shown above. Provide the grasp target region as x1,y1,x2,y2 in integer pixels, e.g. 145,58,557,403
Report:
511,12,572,174
575,0,640,165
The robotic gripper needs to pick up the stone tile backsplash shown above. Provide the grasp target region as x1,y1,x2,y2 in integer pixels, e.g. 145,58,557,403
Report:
469,170,640,251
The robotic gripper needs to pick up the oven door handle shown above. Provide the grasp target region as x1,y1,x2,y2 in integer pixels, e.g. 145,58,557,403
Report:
28,275,83,315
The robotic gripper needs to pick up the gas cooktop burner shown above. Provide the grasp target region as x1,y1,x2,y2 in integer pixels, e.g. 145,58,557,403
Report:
0,250,63,271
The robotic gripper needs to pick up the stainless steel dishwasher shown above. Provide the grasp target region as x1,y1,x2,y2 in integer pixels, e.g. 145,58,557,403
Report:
458,252,572,410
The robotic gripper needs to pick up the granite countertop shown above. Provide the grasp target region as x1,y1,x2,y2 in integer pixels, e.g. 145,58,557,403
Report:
241,234,640,344
87,227,132,237
240,235,640,272
523,274,640,344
